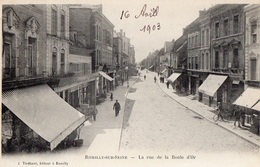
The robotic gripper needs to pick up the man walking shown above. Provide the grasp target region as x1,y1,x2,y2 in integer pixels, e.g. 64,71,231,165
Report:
113,100,121,117
233,106,241,127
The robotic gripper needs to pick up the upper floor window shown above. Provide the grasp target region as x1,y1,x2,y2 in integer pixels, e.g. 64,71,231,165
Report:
51,6,57,35
233,48,239,68
60,49,65,75
250,58,257,80
215,22,219,38
251,21,257,44
201,30,205,46
233,15,239,34
215,50,219,68
224,19,229,36
206,29,209,45
195,35,198,47
96,25,99,40
61,11,65,38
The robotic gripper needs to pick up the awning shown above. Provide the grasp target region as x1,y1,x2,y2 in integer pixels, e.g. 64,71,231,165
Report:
2,84,86,150
99,71,114,81
161,69,167,73
252,101,260,111
198,74,228,97
167,73,182,82
233,86,260,110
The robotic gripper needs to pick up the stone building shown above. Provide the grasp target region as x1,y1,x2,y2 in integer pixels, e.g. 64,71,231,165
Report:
233,4,260,135
201,4,246,108
186,11,204,97
69,4,114,95
2,5,86,153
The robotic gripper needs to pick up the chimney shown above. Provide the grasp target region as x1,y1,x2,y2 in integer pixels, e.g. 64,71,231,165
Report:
199,9,206,17
120,29,123,37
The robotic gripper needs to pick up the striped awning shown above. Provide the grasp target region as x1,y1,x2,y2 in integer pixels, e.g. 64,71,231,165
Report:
198,74,228,97
167,73,182,82
2,84,86,150
99,71,114,81
233,86,260,111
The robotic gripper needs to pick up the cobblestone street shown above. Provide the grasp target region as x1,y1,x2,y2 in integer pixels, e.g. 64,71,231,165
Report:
120,71,260,155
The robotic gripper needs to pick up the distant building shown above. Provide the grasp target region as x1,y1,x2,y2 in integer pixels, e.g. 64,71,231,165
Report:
69,4,115,93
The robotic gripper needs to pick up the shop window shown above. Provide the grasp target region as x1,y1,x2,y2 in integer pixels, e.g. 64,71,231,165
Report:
251,21,257,44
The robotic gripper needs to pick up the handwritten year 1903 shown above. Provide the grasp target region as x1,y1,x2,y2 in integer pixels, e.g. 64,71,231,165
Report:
120,4,161,34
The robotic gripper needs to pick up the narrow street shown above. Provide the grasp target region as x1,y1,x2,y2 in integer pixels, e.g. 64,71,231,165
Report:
120,71,259,154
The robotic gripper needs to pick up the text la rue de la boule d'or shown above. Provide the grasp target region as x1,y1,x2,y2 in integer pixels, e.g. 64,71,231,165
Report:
120,4,161,34
84,155,196,160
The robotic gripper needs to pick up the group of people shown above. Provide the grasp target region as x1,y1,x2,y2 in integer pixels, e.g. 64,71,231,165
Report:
216,102,246,127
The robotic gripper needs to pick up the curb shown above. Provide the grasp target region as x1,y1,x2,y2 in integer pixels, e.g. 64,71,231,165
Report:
118,76,140,152
156,82,260,148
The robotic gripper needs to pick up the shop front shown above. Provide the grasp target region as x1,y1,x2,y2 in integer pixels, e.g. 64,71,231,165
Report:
233,86,260,136
198,74,228,107
2,84,87,152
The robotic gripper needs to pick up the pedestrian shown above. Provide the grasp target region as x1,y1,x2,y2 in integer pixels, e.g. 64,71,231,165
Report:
216,102,224,121
166,81,170,89
89,106,98,121
241,110,246,126
144,75,146,80
113,100,121,117
154,76,157,83
233,106,241,127
110,93,113,101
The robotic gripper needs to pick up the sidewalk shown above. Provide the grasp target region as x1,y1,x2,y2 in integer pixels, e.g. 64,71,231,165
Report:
154,74,260,148
81,76,139,154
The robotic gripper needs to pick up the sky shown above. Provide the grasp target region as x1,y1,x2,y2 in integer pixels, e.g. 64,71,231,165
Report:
100,0,215,63
2,0,254,63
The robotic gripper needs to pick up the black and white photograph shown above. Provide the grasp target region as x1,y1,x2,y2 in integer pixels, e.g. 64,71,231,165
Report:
1,0,260,167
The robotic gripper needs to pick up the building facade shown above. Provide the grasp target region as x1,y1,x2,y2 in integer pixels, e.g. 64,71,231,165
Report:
2,5,86,153
69,4,114,95
208,4,246,107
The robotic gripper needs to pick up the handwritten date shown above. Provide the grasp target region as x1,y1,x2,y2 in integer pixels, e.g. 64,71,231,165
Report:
140,23,161,34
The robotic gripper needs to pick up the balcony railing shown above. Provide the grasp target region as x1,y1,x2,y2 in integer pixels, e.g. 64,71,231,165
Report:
212,68,244,74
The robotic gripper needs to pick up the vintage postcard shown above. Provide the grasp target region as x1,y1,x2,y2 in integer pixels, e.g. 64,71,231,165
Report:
1,0,260,167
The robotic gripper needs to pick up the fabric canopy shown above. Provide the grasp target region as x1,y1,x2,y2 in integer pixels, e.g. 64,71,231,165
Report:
233,86,260,111
161,69,167,73
2,84,86,150
167,73,182,82
198,74,228,97
99,71,113,81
